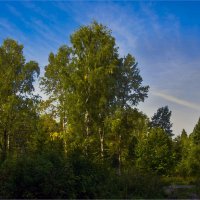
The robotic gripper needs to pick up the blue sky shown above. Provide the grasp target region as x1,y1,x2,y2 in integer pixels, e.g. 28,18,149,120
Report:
1,1,200,135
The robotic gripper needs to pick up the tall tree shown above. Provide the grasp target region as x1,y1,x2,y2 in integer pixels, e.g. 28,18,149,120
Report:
191,118,200,145
40,46,72,130
173,129,189,167
69,22,119,157
41,21,149,160
107,108,148,174
40,46,72,151
115,54,149,108
150,106,173,136
41,22,119,156
136,127,174,174
0,39,40,161
111,54,149,173
181,129,187,139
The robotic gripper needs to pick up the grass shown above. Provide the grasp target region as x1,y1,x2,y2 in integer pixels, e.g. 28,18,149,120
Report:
161,176,196,185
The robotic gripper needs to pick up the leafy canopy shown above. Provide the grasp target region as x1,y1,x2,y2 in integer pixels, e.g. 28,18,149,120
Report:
150,106,173,136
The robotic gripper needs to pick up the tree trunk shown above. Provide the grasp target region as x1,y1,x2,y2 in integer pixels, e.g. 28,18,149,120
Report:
84,110,90,155
99,127,104,158
62,110,67,153
7,133,10,153
85,110,90,137
118,134,121,176
2,129,8,161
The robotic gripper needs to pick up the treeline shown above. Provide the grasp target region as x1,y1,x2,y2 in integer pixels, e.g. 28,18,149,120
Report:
0,22,200,198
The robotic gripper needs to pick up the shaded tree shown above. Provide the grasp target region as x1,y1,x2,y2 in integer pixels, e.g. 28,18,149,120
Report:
0,39,40,161
191,118,200,145
136,127,174,174
40,46,72,132
115,54,149,108
106,108,148,174
150,106,173,136
41,22,149,160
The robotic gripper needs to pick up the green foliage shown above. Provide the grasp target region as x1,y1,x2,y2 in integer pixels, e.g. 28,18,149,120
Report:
0,152,75,198
116,54,149,108
105,107,148,169
186,145,200,177
101,168,164,198
0,39,39,95
136,128,174,174
173,129,190,174
41,21,149,160
0,22,199,199
0,150,165,199
150,106,173,136
174,127,200,179
191,118,200,145
0,39,40,161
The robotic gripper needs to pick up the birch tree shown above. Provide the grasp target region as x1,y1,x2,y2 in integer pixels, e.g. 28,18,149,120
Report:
41,22,149,159
0,39,40,161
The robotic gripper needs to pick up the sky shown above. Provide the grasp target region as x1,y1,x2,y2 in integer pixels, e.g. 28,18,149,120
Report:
0,1,200,135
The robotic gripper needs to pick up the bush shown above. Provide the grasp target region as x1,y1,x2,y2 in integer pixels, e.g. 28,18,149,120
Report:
0,150,165,199
108,168,164,198
0,152,75,198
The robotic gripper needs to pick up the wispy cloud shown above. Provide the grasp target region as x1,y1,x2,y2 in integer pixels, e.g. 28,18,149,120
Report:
6,4,21,17
1,1,200,134
152,90,200,111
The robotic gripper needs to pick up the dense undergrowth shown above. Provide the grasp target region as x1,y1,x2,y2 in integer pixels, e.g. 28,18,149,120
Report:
0,150,165,199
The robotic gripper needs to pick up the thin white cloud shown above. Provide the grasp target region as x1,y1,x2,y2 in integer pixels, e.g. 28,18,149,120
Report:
152,90,200,111
0,18,13,32
6,4,21,17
